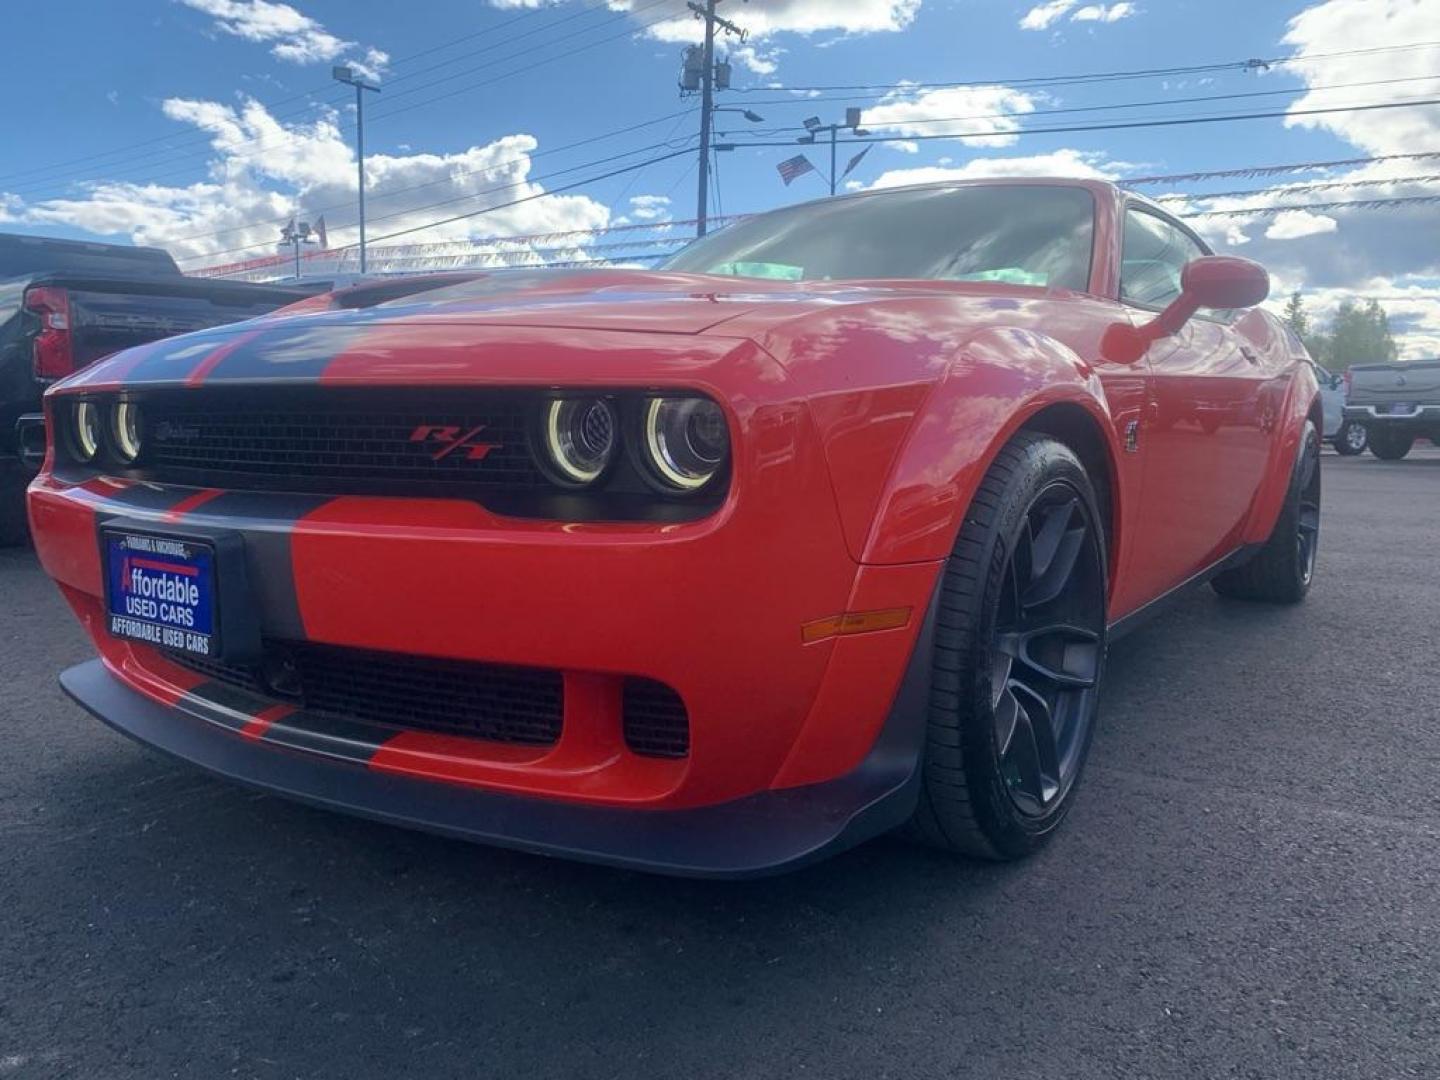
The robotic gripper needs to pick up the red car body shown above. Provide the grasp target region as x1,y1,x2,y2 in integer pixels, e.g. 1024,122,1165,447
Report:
29,180,1320,876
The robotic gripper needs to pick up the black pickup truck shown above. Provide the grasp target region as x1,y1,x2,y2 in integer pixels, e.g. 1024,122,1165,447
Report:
1,232,309,543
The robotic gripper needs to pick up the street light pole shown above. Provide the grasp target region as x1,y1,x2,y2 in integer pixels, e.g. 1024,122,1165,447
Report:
829,126,837,197
332,66,381,274
798,110,870,197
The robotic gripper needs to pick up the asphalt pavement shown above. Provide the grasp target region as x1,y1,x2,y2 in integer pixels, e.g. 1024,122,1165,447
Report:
2,447,1438,1079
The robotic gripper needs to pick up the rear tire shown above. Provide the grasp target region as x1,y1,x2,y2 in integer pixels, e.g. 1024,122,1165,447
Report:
1369,428,1414,460
906,432,1108,861
1212,420,1319,604
1333,421,1367,456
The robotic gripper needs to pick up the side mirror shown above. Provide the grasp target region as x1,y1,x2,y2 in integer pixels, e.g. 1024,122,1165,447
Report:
1103,255,1270,364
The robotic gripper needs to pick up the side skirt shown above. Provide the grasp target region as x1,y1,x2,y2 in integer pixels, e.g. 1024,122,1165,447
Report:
1106,542,1264,642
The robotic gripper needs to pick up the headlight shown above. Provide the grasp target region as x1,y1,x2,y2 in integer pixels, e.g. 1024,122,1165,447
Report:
72,401,101,461
642,397,729,491
112,401,143,463
541,397,617,486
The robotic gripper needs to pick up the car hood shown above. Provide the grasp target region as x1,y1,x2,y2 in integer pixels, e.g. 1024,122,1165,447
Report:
261,268,1044,337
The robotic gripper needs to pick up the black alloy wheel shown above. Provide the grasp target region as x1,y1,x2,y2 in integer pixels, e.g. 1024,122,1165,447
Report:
907,433,1108,861
989,486,1105,818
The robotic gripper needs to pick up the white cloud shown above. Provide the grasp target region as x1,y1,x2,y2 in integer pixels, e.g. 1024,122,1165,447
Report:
1020,0,1075,30
1146,0,1440,359
628,194,672,222
1071,3,1135,23
1264,210,1338,241
863,84,1038,147
178,0,389,79
4,97,610,269
865,148,1124,189
1282,0,1440,155
496,1,920,73
1021,0,1136,31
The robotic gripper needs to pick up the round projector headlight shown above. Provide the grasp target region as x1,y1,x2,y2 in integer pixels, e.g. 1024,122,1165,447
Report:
112,401,143,463
542,397,617,486
72,401,101,462
642,397,729,491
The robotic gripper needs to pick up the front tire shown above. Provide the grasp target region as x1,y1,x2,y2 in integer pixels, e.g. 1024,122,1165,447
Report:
907,433,1108,861
1212,420,1320,604
1369,428,1414,461
1333,421,1367,456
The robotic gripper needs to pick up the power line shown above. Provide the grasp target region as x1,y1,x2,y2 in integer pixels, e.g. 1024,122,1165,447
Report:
1153,173,1440,202
733,74,1440,135
731,40,1440,95
1,1,672,199
172,137,699,263
1188,194,1440,218
177,148,696,265
349,149,698,248
0,2,596,188
372,0,672,109
721,95,1440,150
1125,151,1440,185
161,110,696,246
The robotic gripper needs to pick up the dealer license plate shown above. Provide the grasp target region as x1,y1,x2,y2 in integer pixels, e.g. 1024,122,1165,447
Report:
104,531,218,658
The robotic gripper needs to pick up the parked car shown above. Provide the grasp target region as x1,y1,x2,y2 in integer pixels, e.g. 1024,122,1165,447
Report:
1343,358,1440,460
1312,363,1368,455
0,232,311,543
30,180,1322,877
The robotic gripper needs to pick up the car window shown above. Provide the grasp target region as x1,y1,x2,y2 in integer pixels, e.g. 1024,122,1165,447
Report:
664,184,1096,291
1120,208,1206,308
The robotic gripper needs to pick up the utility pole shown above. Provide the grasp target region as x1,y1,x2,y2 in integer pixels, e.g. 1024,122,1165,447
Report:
682,1,747,237
333,66,381,273
798,110,871,196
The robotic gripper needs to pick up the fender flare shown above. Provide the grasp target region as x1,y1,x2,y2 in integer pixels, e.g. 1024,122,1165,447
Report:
1241,364,1322,547
860,325,1128,568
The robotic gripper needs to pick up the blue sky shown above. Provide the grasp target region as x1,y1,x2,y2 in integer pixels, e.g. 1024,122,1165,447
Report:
1,0,1437,353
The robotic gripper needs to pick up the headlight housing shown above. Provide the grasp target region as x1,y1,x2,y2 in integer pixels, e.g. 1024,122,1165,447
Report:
641,396,730,492
72,401,101,462
540,397,617,486
111,401,143,463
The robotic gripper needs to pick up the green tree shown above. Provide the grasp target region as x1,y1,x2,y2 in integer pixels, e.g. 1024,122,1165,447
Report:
1325,297,1398,370
1282,290,1330,364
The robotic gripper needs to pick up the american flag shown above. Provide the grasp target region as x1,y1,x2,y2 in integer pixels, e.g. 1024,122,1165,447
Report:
776,154,816,186
841,145,872,181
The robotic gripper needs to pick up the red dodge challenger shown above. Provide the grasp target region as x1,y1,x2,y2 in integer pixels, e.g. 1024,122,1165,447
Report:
29,180,1321,877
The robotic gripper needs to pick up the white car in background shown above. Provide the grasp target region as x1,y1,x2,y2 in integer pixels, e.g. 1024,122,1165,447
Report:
1314,364,1368,455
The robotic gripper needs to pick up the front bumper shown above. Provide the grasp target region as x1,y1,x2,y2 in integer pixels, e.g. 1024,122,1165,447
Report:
61,582,932,876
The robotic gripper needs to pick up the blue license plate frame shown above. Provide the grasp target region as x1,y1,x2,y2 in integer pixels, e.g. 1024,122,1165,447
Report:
103,529,220,659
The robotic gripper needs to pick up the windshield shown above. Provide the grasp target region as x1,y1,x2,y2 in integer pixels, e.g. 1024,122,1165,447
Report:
663,184,1095,290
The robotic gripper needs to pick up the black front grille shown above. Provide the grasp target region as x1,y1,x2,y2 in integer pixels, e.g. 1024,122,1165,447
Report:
137,388,545,495
169,641,563,746
623,678,690,758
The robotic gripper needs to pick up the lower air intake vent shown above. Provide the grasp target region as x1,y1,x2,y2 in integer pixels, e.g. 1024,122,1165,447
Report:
167,642,563,747
622,678,690,759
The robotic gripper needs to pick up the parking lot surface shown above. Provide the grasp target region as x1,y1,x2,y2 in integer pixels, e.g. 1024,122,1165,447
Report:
2,448,1437,1079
